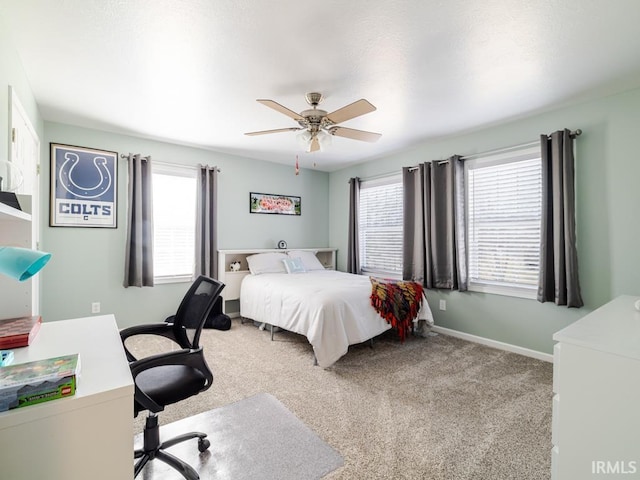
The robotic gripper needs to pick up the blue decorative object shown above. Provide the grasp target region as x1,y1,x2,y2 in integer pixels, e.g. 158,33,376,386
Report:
0,246,52,281
282,257,306,274
0,350,14,366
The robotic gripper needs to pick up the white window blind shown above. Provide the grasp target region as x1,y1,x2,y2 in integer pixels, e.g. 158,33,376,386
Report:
358,176,403,275
466,147,541,297
152,164,197,282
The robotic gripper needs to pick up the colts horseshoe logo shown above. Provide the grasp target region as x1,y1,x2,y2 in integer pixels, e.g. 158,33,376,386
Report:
58,152,112,199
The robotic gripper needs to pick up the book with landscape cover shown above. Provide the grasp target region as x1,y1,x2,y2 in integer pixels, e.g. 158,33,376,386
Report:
0,353,80,411
0,316,42,349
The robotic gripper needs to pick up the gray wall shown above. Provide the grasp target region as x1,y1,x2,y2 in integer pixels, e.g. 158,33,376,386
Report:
329,87,640,354
40,123,329,327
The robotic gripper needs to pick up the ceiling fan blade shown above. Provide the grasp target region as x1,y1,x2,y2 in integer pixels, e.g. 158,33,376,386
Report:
245,127,302,136
257,99,304,121
309,136,320,152
329,126,381,143
326,99,376,124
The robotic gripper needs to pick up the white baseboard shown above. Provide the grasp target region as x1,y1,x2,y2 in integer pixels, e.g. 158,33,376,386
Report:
431,326,553,363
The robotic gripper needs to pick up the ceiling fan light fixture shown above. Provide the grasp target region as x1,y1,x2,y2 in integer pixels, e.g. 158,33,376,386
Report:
317,130,332,152
296,130,312,150
296,130,331,153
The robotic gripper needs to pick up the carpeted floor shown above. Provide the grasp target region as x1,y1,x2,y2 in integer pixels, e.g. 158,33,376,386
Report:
128,319,553,479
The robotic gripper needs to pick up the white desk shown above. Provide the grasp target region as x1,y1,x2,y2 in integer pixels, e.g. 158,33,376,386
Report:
0,315,134,480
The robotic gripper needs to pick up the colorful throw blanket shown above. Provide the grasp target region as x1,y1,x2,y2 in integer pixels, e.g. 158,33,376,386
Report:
370,277,424,343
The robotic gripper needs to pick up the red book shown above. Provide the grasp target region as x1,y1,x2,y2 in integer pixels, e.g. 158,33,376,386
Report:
0,316,42,348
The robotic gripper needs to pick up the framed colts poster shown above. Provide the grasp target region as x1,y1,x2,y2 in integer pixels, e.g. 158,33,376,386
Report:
50,143,117,228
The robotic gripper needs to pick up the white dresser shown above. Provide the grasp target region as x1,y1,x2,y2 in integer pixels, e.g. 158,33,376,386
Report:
552,295,640,479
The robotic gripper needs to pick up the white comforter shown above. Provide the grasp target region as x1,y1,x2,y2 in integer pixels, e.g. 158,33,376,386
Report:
240,270,434,368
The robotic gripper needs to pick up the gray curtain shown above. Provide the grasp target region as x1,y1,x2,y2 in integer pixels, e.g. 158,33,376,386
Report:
123,154,154,287
346,177,360,274
402,156,467,290
196,165,218,278
538,130,583,307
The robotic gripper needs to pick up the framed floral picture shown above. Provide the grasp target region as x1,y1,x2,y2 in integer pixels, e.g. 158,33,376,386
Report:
249,192,301,216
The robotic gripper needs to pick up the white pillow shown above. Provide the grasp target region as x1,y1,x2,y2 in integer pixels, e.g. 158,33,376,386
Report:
246,252,288,275
287,250,325,271
282,257,306,274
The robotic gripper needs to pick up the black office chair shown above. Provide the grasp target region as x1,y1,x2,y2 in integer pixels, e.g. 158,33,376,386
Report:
120,275,225,480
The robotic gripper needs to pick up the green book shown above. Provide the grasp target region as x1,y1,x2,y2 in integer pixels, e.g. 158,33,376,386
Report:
0,353,80,411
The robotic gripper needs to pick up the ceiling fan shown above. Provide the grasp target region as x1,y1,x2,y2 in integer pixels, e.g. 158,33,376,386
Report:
245,92,381,152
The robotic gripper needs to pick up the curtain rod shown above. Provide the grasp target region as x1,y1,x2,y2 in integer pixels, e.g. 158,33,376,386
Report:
120,154,221,172
406,129,582,170
120,154,150,161
458,129,582,163
348,129,582,180
352,171,403,183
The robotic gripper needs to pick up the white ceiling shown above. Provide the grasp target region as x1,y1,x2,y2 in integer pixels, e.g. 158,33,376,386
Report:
4,0,640,172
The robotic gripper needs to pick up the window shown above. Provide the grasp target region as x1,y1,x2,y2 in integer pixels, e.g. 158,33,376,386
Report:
358,175,403,276
465,146,542,298
152,164,197,283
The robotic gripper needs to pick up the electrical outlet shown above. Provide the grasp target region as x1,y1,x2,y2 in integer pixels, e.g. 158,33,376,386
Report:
439,299,446,311
91,302,101,314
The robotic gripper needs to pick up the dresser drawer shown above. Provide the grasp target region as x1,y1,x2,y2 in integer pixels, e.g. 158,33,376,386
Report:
552,393,560,446
552,343,561,394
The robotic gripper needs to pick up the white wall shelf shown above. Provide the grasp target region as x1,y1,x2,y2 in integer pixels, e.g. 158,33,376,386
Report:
0,197,36,319
0,201,31,222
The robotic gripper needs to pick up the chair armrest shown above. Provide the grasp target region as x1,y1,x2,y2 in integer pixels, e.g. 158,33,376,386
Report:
120,322,176,340
120,323,180,362
129,348,212,413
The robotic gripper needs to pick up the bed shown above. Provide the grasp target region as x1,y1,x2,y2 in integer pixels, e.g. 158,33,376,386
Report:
239,251,434,368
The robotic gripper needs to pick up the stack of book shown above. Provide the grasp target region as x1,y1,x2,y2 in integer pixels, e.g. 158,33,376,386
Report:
0,316,42,348
0,353,80,411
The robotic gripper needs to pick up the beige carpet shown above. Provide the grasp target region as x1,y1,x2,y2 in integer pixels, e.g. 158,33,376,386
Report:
129,319,553,480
